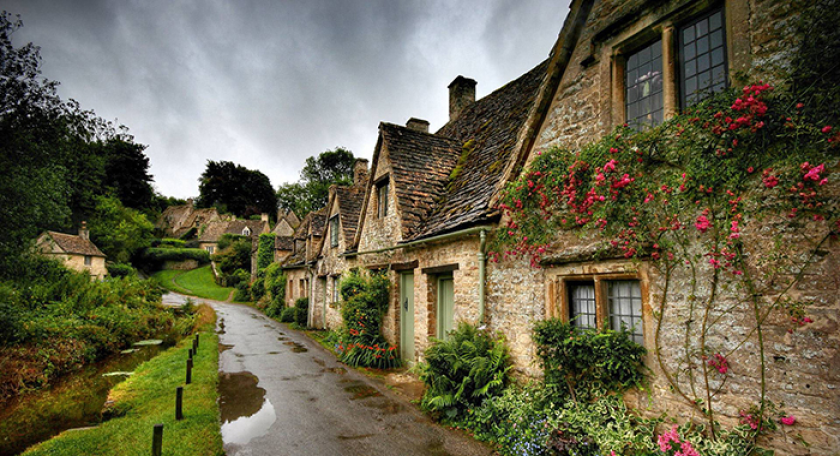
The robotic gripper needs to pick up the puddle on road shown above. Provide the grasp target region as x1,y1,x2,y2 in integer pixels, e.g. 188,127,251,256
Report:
277,336,288,341
219,343,234,353
344,383,382,400
283,341,308,353
338,433,374,440
219,371,276,446
312,357,325,366
218,319,226,335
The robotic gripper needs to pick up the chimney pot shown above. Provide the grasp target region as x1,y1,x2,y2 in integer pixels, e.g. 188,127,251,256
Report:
353,158,369,186
448,76,476,121
79,221,90,240
406,118,430,133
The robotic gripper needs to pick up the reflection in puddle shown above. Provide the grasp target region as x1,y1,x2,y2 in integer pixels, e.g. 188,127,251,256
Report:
344,383,382,400
219,371,276,446
283,341,308,353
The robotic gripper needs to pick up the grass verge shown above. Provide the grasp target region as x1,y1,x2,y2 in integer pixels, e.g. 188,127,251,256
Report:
153,265,233,302
23,306,222,456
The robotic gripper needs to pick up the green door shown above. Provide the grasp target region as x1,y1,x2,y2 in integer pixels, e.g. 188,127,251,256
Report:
399,273,415,363
437,275,455,340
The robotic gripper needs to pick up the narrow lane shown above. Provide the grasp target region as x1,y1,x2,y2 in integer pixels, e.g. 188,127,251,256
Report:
207,299,494,456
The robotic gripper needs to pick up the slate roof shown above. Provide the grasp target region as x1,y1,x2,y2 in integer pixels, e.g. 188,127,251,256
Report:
309,208,327,237
411,59,549,239
335,185,366,247
198,220,268,243
44,231,106,257
379,123,461,239
275,235,294,250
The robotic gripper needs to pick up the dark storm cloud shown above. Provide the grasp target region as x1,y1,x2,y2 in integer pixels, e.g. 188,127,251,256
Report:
4,0,569,198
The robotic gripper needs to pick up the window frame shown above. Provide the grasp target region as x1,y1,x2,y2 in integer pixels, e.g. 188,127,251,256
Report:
329,215,339,248
84,255,92,266
677,6,728,110
624,39,664,130
548,272,647,346
376,178,389,219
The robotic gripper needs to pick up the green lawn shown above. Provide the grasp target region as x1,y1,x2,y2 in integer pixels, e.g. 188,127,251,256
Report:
153,266,233,302
23,320,222,456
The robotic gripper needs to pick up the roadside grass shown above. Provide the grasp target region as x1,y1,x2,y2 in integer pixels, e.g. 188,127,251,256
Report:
153,266,233,302
23,306,222,456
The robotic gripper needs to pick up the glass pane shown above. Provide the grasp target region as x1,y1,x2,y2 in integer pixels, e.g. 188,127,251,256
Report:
698,70,712,90
684,41,696,60
569,282,596,329
709,11,722,31
712,65,726,84
628,52,638,69
696,36,709,54
710,29,723,49
697,17,708,36
652,42,662,59
697,53,710,72
639,62,651,80
683,25,695,43
685,59,697,77
686,76,697,94
711,47,724,66
638,45,651,64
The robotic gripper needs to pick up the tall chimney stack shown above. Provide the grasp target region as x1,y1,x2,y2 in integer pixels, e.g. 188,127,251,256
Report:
448,76,476,121
406,118,430,133
260,213,269,223
353,158,369,186
79,221,89,240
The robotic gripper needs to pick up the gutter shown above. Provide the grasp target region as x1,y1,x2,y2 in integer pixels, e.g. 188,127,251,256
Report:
342,224,491,326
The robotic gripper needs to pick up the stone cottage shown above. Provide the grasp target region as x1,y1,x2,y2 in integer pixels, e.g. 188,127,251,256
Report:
310,159,369,329
280,0,838,453
156,200,224,238
35,222,107,280
281,207,327,308
197,217,271,255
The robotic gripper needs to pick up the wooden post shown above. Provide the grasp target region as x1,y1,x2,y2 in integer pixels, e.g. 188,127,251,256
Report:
151,424,163,456
195,333,200,349
186,359,192,384
188,348,193,360
192,336,198,353
176,386,184,420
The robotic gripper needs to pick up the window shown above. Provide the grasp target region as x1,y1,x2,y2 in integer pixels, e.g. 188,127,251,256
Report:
625,40,663,130
299,279,305,298
555,277,645,345
332,275,341,302
679,7,727,107
206,245,215,254
329,215,339,248
242,227,251,236
84,255,92,266
377,180,389,218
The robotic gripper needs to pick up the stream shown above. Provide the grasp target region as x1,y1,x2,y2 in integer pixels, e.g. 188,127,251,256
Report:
0,342,168,456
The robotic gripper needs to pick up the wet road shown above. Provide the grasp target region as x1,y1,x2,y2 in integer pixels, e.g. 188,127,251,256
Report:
207,298,495,456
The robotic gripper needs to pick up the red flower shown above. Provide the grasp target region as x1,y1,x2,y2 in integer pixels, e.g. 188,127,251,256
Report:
822,125,833,134
780,415,796,426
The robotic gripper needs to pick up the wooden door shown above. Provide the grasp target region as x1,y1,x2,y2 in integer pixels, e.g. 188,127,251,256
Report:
437,275,454,341
399,272,415,363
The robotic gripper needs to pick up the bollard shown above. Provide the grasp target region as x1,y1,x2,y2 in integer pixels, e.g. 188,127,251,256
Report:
151,423,163,456
195,333,200,349
192,336,198,354
188,348,193,360
186,358,192,384
176,386,184,420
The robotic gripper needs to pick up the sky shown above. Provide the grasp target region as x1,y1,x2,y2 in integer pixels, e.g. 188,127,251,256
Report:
4,0,570,199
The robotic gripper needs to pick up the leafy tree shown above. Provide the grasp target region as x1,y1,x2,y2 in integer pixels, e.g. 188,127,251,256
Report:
101,135,155,210
276,147,355,217
88,195,155,263
197,160,277,219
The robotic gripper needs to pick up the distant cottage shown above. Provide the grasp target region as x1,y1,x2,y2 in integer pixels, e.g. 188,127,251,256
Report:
35,222,107,280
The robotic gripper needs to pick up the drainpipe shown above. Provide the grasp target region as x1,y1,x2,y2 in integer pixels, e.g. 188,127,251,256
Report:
478,229,487,325
322,276,328,330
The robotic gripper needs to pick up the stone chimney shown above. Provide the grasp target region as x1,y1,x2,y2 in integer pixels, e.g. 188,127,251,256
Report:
260,213,269,223
79,221,90,240
448,76,476,121
353,158,369,186
406,118,430,133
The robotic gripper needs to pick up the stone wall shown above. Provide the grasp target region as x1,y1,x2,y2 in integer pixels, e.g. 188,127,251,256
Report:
64,254,108,280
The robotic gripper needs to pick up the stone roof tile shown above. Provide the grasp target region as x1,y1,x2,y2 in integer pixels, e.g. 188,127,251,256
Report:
46,231,106,257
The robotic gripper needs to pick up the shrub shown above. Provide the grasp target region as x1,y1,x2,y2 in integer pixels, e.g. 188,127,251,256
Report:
106,262,136,278
153,238,186,248
418,322,511,421
335,271,399,369
250,276,265,301
216,233,247,251
256,233,275,272
294,297,309,326
280,307,296,323
143,247,210,264
233,285,251,303
263,262,286,305
212,235,252,274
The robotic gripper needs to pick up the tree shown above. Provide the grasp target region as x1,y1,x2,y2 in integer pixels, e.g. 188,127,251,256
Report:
101,135,155,210
276,147,355,217
88,195,155,263
197,160,278,219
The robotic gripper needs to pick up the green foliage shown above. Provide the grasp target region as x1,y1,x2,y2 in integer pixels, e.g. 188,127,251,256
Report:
106,262,136,278
142,247,210,264
249,276,265,301
178,226,197,240
196,160,277,219
418,323,511,422
152,266,233,302
88,195,155,264
294,297,309,326
335,271,399,369
280,307,296,323
532,319,646,401
0,13,157,277
212,235,252,275
233,286,251,303
262,262,287,317
153,238,186,248
276,147,356,218
256,233,275,272
0,255,190,402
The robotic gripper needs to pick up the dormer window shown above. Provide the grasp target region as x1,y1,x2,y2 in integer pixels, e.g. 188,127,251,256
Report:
242,227,251,236
329,215,339,248
377,179,389,218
